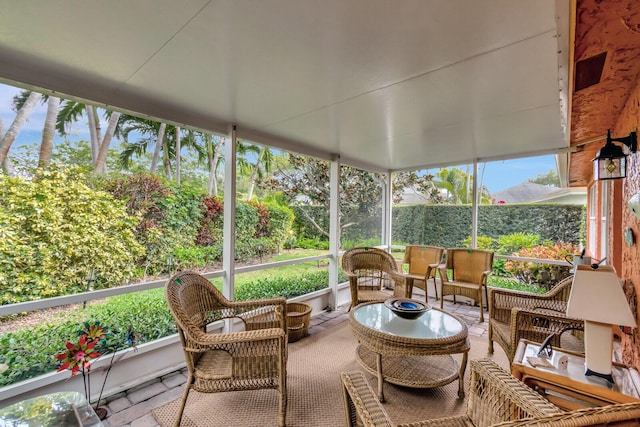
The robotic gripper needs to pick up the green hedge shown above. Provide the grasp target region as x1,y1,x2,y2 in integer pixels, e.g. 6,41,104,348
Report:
0,168,144,303
0,170,300,300
0,288,175,387
235,269,344,300
294,204,585,249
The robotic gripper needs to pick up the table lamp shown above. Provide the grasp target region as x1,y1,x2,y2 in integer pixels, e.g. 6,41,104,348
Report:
566,265,637,382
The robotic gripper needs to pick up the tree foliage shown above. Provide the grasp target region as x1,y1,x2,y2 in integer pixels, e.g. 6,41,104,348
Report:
528,168,560,187
98,173,202,271
263,154,438,239
0,168,144,303
434,167,491,204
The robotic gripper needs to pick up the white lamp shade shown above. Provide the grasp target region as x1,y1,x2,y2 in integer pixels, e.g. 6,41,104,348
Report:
567,265,637,327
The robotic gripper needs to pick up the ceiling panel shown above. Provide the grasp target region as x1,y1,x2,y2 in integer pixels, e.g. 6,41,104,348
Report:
0,0,569,172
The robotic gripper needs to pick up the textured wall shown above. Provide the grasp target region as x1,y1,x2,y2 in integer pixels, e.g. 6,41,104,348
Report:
614,78,640,368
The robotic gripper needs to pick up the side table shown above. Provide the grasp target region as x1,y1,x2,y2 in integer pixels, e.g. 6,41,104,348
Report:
512,339,640,410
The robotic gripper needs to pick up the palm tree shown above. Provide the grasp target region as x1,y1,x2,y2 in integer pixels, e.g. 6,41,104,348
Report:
175,126,181,185
435,167,491,204
56,100,121,173
235,140,265,198
435,168,467,204
0,117,15,175
11,90,61,169
150,123,166,173
118,117,206,182
94,111,120,173
206,134,225,196
0,91,42,167
246,146,275,200
38,95,61,168
117,117,167,172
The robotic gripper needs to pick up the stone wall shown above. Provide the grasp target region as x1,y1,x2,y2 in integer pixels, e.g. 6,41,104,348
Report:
613,77,640,368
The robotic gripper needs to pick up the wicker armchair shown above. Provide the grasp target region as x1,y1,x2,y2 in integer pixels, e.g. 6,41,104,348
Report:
341,358,562,426
165,271,288,427
439,249,494,322
342,247,409,311
398,245,444,302
488,275,584,363
341,358,640,427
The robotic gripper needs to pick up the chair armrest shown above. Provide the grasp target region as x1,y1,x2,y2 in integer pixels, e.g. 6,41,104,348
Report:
510,308,584,354
489,287,560,306
481,270,492,284
493,401,640,426
341,360,561,427
388,271,410,298
423,263,439,280
190,327,286,347
438,266,449,282
234,298,287,330
489,288,568,325
341,371,393,427
464,359,562,425
230,295,286,307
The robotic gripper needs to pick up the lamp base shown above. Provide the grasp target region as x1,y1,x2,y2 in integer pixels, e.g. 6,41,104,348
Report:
585,368,614,383
583,321,615,384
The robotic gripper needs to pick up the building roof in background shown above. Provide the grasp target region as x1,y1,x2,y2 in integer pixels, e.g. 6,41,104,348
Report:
492,182,558,204
492,182,586,204
398,187,431,205
531,187,587,204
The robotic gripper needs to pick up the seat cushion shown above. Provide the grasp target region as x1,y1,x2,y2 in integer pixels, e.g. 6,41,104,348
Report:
358,289,393,303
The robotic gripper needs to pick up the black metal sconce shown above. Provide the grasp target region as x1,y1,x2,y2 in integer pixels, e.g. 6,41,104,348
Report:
593,129,637,180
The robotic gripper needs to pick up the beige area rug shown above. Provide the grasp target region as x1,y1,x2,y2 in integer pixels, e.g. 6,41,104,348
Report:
153,321,509,427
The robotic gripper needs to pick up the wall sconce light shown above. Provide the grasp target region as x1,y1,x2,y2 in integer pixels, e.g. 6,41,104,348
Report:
593,129,637,180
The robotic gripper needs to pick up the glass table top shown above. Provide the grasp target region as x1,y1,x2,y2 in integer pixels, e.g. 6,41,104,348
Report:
0,391,104,427
352,302,464,339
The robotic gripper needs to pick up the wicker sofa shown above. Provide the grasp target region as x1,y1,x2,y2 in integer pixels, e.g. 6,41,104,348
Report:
341,358,640,426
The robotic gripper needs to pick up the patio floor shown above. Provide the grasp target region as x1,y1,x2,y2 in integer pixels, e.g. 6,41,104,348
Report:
101,294,490,427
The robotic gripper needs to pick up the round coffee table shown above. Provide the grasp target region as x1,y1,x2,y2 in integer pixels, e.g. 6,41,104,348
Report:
349,301,469,401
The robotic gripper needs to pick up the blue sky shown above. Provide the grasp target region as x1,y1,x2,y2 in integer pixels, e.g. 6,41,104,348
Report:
0,83,89,147
0,83,556,193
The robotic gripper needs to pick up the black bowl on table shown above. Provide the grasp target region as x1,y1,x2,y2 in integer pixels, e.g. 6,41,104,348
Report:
384,298,431,320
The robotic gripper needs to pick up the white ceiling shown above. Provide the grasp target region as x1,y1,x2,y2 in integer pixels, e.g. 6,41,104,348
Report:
0,0,571,172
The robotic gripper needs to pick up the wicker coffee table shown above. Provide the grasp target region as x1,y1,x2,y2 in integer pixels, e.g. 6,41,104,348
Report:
349,301,469,402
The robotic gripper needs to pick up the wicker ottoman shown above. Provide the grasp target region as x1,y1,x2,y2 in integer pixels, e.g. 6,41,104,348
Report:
286,302,312,342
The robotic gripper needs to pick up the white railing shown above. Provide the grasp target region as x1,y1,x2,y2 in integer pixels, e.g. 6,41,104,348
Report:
0,251,572,405
0,284,353,407
0,254,332,317
0,252,343,406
